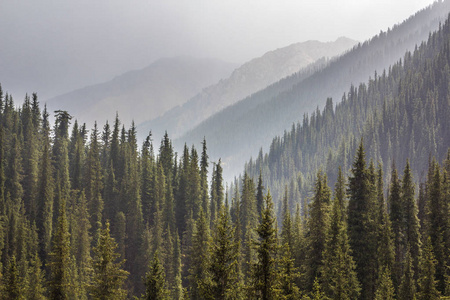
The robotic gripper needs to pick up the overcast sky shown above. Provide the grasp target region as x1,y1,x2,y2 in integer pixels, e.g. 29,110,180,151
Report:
0,0,437,99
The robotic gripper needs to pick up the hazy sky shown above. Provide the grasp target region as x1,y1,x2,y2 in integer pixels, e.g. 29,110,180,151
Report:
0,0,437,99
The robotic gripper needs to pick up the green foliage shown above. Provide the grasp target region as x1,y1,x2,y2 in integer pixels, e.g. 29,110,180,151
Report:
374,267,395,300
251,191,278,300
306,170,331,291
48,199,71,300
90,221,129,300
144,251,170,300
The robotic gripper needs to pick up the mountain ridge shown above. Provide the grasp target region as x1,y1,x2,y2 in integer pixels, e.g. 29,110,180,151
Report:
45,56,237,127
139,37,358,141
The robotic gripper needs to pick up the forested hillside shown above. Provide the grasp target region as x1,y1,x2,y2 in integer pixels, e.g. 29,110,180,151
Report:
0,4,450,300
139,37,357,142
179,0,450,181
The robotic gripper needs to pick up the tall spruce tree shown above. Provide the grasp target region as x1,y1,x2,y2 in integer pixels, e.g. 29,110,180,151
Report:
388,164,404,291
144,251,170,300
401,160,421,281
251,191,278,300
347,140,378,300
306,170,331,291
207,205,241,300
90,221,129,300
321,175,360,300
48,199,71,300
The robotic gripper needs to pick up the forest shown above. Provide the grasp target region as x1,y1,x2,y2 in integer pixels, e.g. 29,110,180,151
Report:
0,8,450,300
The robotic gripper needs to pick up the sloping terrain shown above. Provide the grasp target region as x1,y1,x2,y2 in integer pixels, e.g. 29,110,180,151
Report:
178,0,450,181
139,37,357,141
46,56,236,127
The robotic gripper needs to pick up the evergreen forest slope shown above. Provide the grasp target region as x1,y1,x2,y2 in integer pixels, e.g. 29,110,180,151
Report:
179,0,450,181
241,11,450,213
139,37,357,141
0,7,449,300
45,56,236,127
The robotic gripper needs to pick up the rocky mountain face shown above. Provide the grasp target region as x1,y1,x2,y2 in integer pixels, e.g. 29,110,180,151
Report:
45,56,236,127
139,37,358,140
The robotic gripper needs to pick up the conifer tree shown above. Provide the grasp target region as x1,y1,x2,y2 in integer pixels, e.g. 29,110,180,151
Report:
141,133,154,225
398,247,416,300
347,140,378,299
25,252,46,300
306,170,331,290
321,179,360,300
52,110,72,218
401,160,421,281
427,163,448,292
374,267,395,300
251,191,278,300
388,164,404,291
210,159,224,224
71,191,92,298
207,205,241,300
281,186,293,249
90,221,129,300
200,138,209,220
277,243,299,300
85,122,103,235
5,255,20,300
256,170,265,221
144,251,170,300
171,231,183,300
36,136,54,263
48,199,71,300
188,209,210,300
417,237,441,300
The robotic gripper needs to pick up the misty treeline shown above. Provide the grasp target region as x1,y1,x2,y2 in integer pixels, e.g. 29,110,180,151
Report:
0,9,449,300
0,89,449,300
179,0,450,175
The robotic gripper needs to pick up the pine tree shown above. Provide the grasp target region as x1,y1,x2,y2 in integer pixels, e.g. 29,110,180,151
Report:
401,160,421,281
256,171,265,221
207,205,241,300
277,243,300,300
321,181,360,300
71,191,92,299
144,251,170,300
85,122,103,235
281,186,293,249
36,137,54,264
188,209,210,300
417,237,441,300
306,170,331,290
398,247,416,300
25,252,47,300
347,140,378,300
388,164,404,291
374,267,395,300
90,221,129,300
200,138,209,221
251,191,278,300
5,256,20,300
48,199,71,300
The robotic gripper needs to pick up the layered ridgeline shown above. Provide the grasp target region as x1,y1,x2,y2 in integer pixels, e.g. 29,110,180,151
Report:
0,12,450,300
179,0,450,181
45,56,236,128
240,11,450,210
139,37,357,141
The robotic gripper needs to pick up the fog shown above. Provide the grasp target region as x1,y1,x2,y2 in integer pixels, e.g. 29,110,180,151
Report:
0,0,436,100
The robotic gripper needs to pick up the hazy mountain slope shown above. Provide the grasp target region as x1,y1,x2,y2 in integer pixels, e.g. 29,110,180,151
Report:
45,56,236,127
178,0,450,181
139,37,357,140
243,11,450,208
